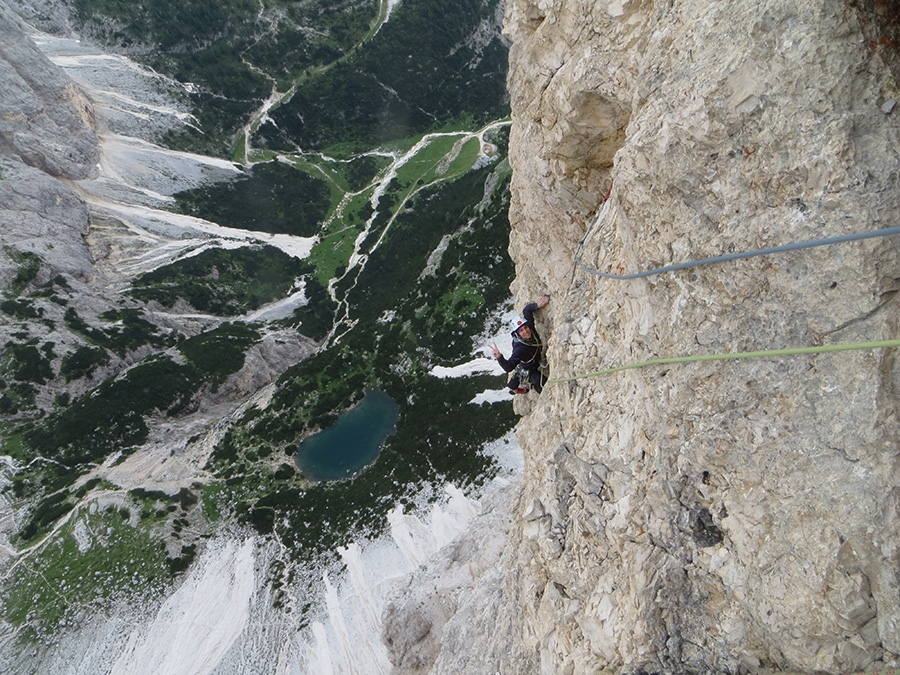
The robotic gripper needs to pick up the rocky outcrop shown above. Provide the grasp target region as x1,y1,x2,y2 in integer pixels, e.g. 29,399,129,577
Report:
382,478,533,674
496,0,900,673
381,3,900,671
0,157,93,283
0,0,99,179
0,0,98,285
206,329,319,407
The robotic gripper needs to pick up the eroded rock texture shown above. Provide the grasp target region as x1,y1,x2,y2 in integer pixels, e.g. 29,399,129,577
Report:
0,1,99,179
383,2,900,671
500,0,900,673
0,1,98,284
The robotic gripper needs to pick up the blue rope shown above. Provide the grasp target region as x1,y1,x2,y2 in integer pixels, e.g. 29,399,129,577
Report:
574,224,900,281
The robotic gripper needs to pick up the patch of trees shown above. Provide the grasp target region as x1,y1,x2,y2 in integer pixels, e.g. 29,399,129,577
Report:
60,346,109,382
129,245,306,316
178,322,260,385
346,154,387,191
0,299,42,319
64,308,172,357
26,323,261,466
17,491,75,543
1,342,54,385
167,543,198,574
3,247,42,297
174,161,331,237
270,0,509,150
288,272,336,342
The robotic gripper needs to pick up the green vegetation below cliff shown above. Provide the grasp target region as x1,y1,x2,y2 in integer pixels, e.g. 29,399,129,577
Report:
0,0,516,649
129,246,306,316
173,161,332,237
270,0,509,152
206,163,516,564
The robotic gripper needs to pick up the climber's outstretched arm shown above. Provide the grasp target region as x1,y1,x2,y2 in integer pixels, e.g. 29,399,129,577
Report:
522,294,550,325
490,342,516,372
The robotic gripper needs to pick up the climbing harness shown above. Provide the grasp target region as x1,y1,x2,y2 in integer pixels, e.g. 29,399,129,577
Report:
547,338,900,384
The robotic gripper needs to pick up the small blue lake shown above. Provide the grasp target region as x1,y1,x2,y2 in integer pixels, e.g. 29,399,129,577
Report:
294,389,400,481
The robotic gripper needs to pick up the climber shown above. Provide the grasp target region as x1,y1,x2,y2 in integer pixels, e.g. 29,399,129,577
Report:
490,295,550,394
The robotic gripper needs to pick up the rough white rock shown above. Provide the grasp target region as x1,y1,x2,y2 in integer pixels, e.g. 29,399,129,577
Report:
0,1,99,179
490,0,900,673
382,476,540,674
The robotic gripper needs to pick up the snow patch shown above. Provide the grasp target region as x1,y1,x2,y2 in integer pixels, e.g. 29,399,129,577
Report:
469,388,512,405
429,357,502,379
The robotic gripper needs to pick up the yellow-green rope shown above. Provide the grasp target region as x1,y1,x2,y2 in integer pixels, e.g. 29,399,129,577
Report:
548,338,900,384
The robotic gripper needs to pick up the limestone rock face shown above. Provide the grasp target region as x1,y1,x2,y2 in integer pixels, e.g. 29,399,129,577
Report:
0,157,93,281
499,0,900,673
0,1,98,282
382,477,541,675
0,0,99,179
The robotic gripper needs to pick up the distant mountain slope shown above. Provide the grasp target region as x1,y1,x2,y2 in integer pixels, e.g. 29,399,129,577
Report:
269,0,510,151
0,0,518,671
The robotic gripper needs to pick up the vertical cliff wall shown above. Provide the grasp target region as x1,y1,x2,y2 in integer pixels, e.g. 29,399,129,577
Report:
501,0,900,672
0,1,98,286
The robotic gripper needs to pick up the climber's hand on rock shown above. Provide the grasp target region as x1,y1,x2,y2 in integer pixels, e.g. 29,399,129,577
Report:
537,294,550,308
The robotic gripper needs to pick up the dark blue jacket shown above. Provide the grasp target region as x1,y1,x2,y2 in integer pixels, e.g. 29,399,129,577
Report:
497,302,542,373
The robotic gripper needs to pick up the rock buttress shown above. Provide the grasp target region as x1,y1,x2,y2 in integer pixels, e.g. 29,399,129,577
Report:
503,0,900,673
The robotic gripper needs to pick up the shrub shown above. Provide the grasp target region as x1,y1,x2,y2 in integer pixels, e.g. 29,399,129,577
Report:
60,346,109,381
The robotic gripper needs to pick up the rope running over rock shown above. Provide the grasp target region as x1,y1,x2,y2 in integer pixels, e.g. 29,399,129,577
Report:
572,187,900,282
556,188,900,382
547,339,900,384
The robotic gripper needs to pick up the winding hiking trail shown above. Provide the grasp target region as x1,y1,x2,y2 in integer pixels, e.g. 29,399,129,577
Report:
236,0,400,166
